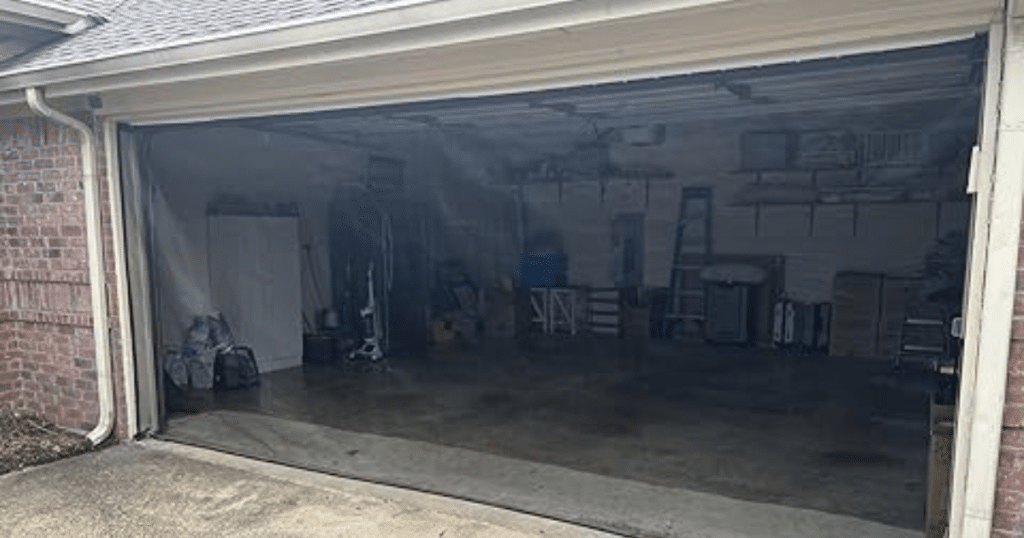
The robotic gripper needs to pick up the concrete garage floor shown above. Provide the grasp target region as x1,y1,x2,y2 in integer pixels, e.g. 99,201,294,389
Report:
165,340,932,537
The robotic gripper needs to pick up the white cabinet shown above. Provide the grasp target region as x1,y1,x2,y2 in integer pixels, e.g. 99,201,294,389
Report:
208,215,303,373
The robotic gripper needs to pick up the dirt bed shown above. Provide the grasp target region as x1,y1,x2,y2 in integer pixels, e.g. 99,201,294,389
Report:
0,408,92,475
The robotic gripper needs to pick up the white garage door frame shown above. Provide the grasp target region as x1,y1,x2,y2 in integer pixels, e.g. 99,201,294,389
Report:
951,4,1024,538
86,2,1017,537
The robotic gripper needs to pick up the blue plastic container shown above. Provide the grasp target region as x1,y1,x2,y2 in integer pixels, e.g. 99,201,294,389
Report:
521,254,567,287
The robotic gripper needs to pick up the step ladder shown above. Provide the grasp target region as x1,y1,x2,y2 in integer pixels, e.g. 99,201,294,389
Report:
664,186,713,339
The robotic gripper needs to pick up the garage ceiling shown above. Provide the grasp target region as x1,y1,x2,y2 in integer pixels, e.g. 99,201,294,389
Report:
240,37,984,149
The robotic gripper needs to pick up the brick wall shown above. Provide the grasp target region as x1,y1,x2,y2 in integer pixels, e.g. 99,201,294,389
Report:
0,116,127,438
994,225,1024,537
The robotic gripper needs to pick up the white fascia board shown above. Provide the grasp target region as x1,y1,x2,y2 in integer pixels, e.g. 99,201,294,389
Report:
0,0,998,119
0,0,90,33
0,0,998,102
89,7,989,124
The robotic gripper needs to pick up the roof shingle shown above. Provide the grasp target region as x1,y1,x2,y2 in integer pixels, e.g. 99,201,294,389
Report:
48,0,125,17
2,0,412,74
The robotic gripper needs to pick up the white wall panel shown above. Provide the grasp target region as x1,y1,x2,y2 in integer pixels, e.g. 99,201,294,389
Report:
759,205,812,238
715,205,758,238
813,205,856,238
605,179,646,214
646,180,682,218
858,202,937,239
815,170,860,188
762,171,814,186
209,215,303,373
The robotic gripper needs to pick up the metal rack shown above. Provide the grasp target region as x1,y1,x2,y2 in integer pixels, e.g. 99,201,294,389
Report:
530,287,578,335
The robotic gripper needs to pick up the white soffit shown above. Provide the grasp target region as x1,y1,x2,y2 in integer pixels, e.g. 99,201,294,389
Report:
0,0,91,33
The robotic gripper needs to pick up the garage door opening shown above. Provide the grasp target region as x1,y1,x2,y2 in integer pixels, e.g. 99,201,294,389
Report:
127,37,985,538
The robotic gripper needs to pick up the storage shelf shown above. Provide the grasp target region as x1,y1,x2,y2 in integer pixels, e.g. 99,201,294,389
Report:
729,163,942,174
729,197,967,207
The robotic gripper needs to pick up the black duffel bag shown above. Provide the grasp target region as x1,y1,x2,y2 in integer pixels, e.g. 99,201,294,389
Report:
213,346,260,390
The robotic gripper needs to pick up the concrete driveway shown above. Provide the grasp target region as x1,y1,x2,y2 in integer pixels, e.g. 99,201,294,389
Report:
0,441,614,538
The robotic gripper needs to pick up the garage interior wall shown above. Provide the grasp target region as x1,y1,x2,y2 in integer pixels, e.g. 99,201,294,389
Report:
521,117,974,300
143,127,360,356
137,41,983,375
144,116,974,327
143,125,528,358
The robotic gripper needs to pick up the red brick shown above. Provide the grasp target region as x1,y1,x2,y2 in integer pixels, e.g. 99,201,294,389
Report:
998,489,1024,515
1009,374,1024,405
1006,432,1024,451
1007,342,1024,370
993,509,1024,534
1000,451,1024,492
0,119,134,438
1005,406,1024,429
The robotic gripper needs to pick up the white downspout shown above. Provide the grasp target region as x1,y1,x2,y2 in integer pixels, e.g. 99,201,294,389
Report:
25,87,115,446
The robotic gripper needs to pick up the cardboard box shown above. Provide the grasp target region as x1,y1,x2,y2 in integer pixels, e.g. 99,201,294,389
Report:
829,272,884,357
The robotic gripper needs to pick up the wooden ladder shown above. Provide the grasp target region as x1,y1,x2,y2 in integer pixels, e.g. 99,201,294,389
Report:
664,186,713,339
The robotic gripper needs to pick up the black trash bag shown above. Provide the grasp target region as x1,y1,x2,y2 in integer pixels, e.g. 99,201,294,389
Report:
213,346,260,391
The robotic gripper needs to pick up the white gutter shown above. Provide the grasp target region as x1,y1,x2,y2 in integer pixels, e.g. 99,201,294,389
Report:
25,87,114,446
